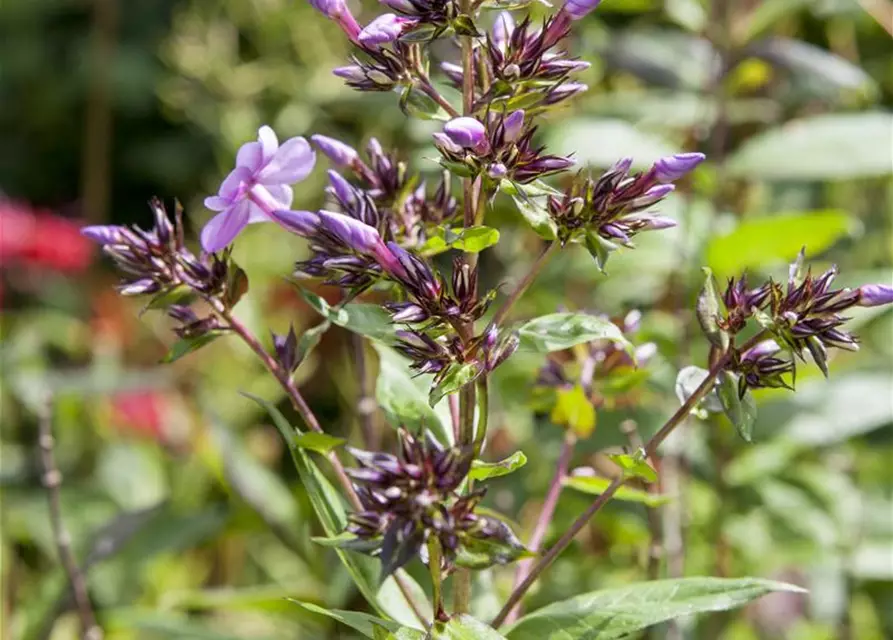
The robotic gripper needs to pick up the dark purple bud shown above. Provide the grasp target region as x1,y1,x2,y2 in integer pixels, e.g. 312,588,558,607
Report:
563,0,603,20
118,278,160,296
652,152,706,183
443,117,490,154
440,61,464,85
391,303,428,323
269,209,320,236
168,305,198,324
273,324,300,372
150,199,174,246
81,225,126,246
312,134,359,167
857,284,893,307
502,110,525,143
327,170,355,205
358,14,415,46
545,82,588,104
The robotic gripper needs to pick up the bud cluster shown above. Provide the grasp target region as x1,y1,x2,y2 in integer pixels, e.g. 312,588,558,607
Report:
435,111,574,183
712,256,893,392
341,429,525,579
547,153,705,253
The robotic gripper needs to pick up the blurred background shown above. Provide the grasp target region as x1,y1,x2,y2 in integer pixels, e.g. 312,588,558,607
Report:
1,0,891,638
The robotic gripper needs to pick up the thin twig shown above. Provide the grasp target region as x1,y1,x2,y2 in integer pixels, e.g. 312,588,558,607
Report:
504,431,577,625
621,420,663,580
490,241,559,328
491,333,766,628
37,398,103,640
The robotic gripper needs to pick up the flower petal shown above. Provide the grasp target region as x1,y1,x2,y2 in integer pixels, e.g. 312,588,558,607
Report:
236,141,264,173
258,137,315,184
246,201,269,224
257,126,279,163
200,202,251,253
217,166,252,201
204,195,230,211
263,184,294,210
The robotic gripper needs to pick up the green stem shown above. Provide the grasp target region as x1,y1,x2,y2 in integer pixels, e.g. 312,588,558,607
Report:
491,241,559,328
491,333,765,628
472,378,489,456
428,537,446,622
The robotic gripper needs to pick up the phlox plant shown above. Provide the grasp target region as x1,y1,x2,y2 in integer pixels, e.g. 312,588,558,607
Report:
82,0,893,637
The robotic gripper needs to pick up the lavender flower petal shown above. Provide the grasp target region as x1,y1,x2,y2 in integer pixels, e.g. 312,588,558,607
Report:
257,136,315,184
201,200,252,253
359,14,413,46
857,284,893,307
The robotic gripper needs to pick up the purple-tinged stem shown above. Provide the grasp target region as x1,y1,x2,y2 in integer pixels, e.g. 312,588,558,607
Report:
411,54,459,118
491,241,559,328
504,430,577,624
37,397,104,640
491,333,766,628
210,301,362,511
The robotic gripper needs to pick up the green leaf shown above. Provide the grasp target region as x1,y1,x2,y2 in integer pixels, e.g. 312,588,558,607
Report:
505,577,806,639
550,385,597,438
302,289,397,343
224,263,250,308
293,432,347,454
429,362,483,407
291,601,400,638
583,231,619,273
606,453,658,483
469,452,528,481
161,331,223,363
297,320,331,364
399,84,444,120
141,283,192,314
374,344,451,444
517,313,633,356
675,365,722,414
421,226,500,255
705,211,852,279
696,268,729,350
434,615,507,639
508,194,557,240
563,475,670,507
717,371,757,442
727,113,893,180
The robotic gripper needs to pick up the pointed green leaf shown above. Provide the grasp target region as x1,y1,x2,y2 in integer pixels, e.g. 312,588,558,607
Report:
296,320,331,364
517,313,633,356
563,475,670,507
293,432,347,454
606,453,658,483
550,385,597,438
508,193,557,240
421,226,500,256
373,344,451,444
142,283,193,314
301,289,398,343
434,615,507,639
470,452,528,481
583,231,618,273
429,362,484,407
696,268,729,350
506,577,806,639
291,601,400,638
161,331,223,363
717,371,757,442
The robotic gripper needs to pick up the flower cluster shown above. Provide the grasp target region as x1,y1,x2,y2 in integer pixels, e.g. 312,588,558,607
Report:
711,256,893,392
340,429,525,579
434,111,574,183
546,153,705,266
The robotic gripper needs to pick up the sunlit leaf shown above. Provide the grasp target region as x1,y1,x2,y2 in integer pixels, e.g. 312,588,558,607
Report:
563,475,670,507
302,289,398,343
606,453,658,483
161,331,223,363
506,577,806,639
550,385,596,438
293,432,347,454
469,452,528,481
429,362,483,407
517,313,632,355
433,615,507,639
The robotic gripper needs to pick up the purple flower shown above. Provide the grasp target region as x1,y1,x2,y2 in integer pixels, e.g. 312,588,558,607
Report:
358,13,415,46
857,284,893,307
309,0,362,41
333,65,366,82
563,0,602,20
327,170,356,205
741,339,781,363
312,134,359,167
201,126,316,253
268,209,320,236
81,225,126,246
443,117,490,154
629,184,675,208
318,209,384,254
651,152,706,183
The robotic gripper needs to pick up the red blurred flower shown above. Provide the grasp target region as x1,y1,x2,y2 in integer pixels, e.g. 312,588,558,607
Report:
0,199,94,273
108,391,168,442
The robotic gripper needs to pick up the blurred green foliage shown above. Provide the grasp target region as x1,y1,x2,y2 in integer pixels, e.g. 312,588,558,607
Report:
1,0,891,638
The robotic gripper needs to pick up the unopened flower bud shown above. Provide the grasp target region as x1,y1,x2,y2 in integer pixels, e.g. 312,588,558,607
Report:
432,132,463,155
741,340,781,363
487,163,507,179
629,184,675,208
312,134,359,167
119,278,160,296
327,170,356,205
443,117,490,154
318,210,384,254
652,152,706,183
269,209,320,236
81,225,126,246
502,110,525,143
857,284,893,307
333,65,366,82
563,0,603,20
359,13,414,46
